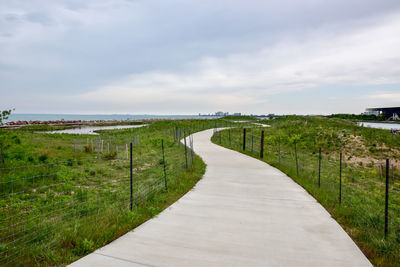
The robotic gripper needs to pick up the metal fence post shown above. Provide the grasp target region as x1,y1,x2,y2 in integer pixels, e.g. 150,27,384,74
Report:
260,130,264,158
229,128,231,146
392,164,395,184
385,158,389,238
190,135,194,166
318,148,322,187
339,152,342,205
162,140,167,190
73,139,76,152
278,137,281,164
184,132,188,169
130,143,133,211
243,128,246,151
294,141,299,177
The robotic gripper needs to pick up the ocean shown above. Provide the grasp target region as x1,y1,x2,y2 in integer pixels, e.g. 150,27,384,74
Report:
4,114,219,122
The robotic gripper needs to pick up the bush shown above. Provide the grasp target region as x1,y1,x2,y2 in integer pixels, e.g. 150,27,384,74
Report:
38,154,48,163
74,238,95,255
84,145,92,153
103,152,117,160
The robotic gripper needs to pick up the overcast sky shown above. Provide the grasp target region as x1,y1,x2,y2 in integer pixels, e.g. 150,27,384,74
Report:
1,0,400,115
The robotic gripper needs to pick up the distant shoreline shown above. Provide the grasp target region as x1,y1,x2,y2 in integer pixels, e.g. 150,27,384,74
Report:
2,113,221,124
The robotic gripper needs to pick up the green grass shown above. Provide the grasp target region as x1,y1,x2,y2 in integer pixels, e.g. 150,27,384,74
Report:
212,116,400,267
0,119,230,266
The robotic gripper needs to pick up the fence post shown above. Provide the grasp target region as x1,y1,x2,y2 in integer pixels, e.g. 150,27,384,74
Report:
219,130,221,144
251,135,254,153
184,132,188,169
339,152,342,205
260,130,264,158
229,128,231,146
162,140,167,190
73,139,76,152
294,141,299,177
243,128,246,151
190,135,194,166
385,159,389,238
130,143,133,211
318,148,322,187
278,137,281,164
116,146,119,159
380,161,382,180
392,164,395,184
0,143,5,168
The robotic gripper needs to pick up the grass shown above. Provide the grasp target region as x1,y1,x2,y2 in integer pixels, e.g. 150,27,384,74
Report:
0,118,232,266
212,116,400,267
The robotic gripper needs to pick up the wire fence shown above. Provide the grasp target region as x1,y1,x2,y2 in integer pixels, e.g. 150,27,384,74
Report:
0,125,206,266
0,119,250,265
212,127,400,254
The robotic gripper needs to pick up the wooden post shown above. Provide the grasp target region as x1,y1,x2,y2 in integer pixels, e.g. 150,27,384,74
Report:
392,164,395,184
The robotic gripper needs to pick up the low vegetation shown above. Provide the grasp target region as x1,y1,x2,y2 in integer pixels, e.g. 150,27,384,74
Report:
213,116,400,266
0,119,225,266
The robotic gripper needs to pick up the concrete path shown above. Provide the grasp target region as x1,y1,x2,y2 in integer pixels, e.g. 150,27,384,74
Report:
70,129,372,267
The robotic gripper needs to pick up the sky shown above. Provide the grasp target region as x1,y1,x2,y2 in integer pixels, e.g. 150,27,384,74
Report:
1,0,400,115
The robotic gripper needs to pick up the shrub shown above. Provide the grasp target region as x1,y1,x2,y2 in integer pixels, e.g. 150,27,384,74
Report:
38,154,48,163
103,152,117,160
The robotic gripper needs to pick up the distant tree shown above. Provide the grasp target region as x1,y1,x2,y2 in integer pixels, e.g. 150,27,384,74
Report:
0,109,13,125
0,109,13,168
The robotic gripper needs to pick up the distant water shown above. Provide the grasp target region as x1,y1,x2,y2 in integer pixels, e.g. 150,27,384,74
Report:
359,122,400,130
45,124,147,135
4,114,219,122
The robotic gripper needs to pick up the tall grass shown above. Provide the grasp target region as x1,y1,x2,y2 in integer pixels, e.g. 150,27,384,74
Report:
0,119,227,266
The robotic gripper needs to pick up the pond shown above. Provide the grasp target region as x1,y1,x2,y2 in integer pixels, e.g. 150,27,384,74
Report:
359,122,400,130
45,124,147,135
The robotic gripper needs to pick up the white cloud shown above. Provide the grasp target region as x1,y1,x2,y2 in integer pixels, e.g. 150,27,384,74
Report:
75,12,400,112
366,92,400,102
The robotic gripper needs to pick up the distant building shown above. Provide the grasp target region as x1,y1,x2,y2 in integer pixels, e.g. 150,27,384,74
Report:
233,113,241,116
363,110,380,116
365,107,400,120
215,111,229,116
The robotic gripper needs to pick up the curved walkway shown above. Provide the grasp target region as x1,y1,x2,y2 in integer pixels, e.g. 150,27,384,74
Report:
70,129,371,267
